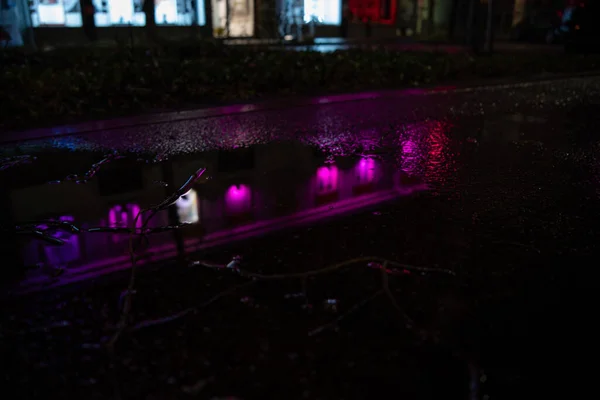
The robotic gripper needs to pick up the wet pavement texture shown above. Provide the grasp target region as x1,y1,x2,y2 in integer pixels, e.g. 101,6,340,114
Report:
1,76,600,399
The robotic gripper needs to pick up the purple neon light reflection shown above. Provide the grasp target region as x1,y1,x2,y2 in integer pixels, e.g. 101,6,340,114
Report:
108,204,142,229
225,184,252,214
316,165,339,194
38,215,80,266
356,158,376,184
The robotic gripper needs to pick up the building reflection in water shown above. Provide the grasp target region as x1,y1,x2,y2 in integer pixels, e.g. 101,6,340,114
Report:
401,139,419,175
398,120,453,188
316,165,339,194
315,165,339,205
225,184,252,215
39,215,80,268
14,143,428,290
356,158,376,185
424,120,452,189
224,184,253,225
176,189,199,224
108,204,142,242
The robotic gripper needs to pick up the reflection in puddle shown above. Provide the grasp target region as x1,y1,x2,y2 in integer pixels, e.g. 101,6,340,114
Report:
38,216,80,267
176,189,199,224
108,204,142,243
8,130,456,290
11,112,464,290
315,165,339,205
225,184,252,215
356,158,376,185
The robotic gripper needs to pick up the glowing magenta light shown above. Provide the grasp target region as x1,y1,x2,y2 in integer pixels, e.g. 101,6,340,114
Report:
108,206,119,227
356,158,376,184
316,165,339,194
225,184,252,214
108,204,142,243
39,215,80,266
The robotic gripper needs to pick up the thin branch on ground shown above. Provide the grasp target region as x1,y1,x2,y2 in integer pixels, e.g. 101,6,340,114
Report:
191,256,456,279
380,261,417,331
128,280,256,332
126,257,456,335
106,167,206,351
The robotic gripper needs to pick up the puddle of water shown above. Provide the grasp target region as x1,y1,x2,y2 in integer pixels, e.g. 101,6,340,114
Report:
5,139,438,292
4,103,600,293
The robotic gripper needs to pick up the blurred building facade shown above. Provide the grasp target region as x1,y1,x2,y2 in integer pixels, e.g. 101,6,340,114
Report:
0,0,569,47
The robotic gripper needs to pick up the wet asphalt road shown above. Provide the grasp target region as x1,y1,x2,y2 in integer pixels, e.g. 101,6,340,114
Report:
2,76,600,398
5,75,599,157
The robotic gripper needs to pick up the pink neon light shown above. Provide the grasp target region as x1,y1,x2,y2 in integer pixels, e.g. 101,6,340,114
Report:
20,188,409,293
108,204,142,229
37,215,80,266
225,184,252,214
108,204,142,243
316,165,339,194
108,205,120,227
356,158,376,185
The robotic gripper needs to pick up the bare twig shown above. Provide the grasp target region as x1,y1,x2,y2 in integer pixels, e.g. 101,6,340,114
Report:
127,257,456,335
128,280,256,332
106,167,206,350
106,209,145,351
380,261,418,331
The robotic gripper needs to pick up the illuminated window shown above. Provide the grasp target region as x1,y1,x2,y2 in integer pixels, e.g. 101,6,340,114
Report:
93,0,146,27
303,0,341,25
29,0,83,27
155,0,206,26
212,0,254,37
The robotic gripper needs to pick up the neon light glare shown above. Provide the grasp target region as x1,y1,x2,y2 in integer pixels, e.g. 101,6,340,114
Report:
225,184,252,214
316,165,339,194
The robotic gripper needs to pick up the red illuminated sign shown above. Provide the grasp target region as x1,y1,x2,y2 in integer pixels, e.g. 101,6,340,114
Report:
348,0,397,25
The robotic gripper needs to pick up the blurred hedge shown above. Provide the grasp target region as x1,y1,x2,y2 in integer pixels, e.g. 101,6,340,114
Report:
1,44,600,131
